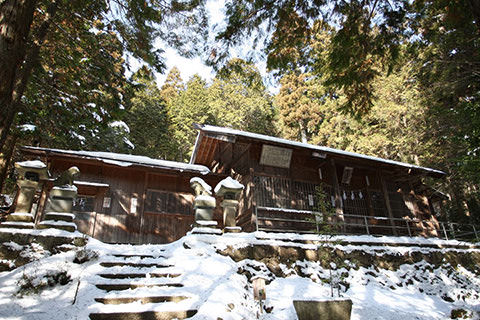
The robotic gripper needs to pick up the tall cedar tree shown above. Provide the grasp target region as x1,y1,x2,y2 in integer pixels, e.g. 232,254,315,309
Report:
0,0,207,190
125,66,172,159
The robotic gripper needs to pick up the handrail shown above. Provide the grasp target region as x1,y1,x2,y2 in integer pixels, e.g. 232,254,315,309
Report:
254,205,480,241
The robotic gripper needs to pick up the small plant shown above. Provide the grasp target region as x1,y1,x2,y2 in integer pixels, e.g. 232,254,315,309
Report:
16,264,71,297
312,183,346,297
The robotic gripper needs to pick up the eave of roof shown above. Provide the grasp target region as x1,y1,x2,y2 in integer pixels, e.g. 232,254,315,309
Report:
192,124,446,177
21,146,210,175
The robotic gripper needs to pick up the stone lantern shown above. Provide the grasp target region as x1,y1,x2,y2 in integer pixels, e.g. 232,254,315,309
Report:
189,177,221,235
38,166,80,232
44,166,80,214
190,177,216,222
3,160,49,228
214,177,244,233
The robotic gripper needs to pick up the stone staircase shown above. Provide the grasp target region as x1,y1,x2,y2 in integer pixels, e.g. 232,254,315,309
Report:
0,212,35,229
88,251,198,319
37,212,77,232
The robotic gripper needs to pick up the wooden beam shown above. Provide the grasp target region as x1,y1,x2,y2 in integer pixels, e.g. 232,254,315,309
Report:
379,171,398,236
230,143,251,169
330,159,345,229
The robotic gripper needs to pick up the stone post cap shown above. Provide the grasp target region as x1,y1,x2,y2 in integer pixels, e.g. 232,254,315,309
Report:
15,160,49,181
214,177,244,198
190,177,213,196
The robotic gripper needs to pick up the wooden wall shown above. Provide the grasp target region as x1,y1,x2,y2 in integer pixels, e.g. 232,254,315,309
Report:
44,157,224,244
207,136,438,235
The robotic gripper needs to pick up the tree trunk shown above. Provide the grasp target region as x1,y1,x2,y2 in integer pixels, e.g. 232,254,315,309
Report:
0,133,17,193
0,0,37,152
0,0,57,152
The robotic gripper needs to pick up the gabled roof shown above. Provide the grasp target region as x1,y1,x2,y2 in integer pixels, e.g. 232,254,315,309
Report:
191,124,446,177
22,146,210,175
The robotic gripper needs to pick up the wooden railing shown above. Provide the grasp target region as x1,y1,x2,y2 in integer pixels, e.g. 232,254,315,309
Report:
254,206,480,241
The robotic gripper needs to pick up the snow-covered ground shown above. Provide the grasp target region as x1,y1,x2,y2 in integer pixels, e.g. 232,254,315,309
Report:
0,231,479,319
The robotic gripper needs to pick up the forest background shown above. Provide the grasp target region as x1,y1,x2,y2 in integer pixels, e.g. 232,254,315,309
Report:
0,0,479,224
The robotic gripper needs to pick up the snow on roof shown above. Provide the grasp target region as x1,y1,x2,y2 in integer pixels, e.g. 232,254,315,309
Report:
22,146,210,175
195,124,446,176
214,176,244,194
15,160,46,169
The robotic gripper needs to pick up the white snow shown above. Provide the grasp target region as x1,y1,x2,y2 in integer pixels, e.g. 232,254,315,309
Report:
108,120,130,133
194,125,446,176
195,220,218,226
15,160,46,169
19,124,36,132
0,231,478,320
23,146,210,175
52,185,78,192
45,212,76,219
214,177,245,193
195,194,216,203
190,177,213,194
73,180,109,188
39,220,77,228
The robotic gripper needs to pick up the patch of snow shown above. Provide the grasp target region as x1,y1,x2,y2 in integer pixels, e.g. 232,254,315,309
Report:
214,177,244,194
73,181,109,188
9,213,34,219
39,220,77,228
0,232,478,320
15,160,46,169
53,185,78,192
19,124,36,132
123,137,135,149
108,120,130,133
0,194,12,206
195,194,216,202
190,177,213,194
0,222,35,228
70,131,86,144
23,146,210,174
3,241,24,251
45,213,75,219
195,220,218,226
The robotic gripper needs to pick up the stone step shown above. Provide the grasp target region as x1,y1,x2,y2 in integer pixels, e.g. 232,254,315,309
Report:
43,212,74,222
99,262,172,268
0,221,35,229
95,283,183,292
111,254,167,259
94,295,188,304
98,272,180,279
38,220,77,232
89,310,197,320
6,213,34,223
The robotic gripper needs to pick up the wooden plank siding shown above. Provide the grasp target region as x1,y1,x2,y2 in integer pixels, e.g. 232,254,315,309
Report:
39,156,225,244
199,131,442,237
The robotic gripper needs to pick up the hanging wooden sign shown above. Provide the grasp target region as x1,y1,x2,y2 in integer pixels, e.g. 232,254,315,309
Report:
259,145,292,168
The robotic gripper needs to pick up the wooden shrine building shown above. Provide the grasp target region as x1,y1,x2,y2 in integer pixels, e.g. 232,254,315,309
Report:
19,124,446,244
190,124,446,237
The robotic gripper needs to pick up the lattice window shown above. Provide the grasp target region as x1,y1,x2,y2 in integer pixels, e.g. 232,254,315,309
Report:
340,187,369,216
370,190,387,217
254,175,334,211
73,196,95,213
145,190,192,215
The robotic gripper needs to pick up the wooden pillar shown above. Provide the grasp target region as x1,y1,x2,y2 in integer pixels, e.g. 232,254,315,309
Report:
364,174,375,217
330,159,345,229
379,172,398,236
139,172,148,244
